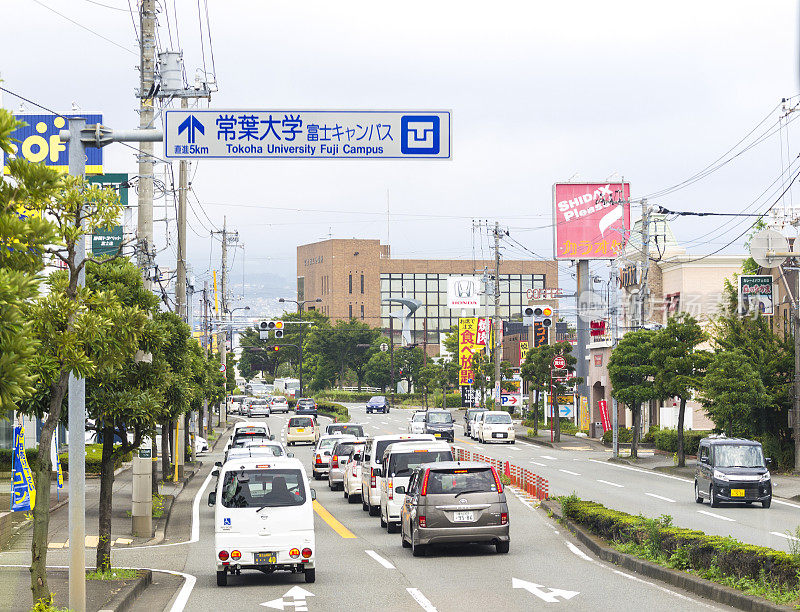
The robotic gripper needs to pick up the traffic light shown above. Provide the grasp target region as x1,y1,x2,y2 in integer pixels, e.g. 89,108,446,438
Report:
257,320,285,337
274,320,284,339
523,305,553,327
270,345,280,352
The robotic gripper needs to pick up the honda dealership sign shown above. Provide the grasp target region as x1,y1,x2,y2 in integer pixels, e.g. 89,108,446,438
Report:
553,182,631,260
447,276,481,309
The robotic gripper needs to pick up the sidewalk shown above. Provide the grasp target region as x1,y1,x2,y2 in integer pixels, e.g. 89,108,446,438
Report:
513,421,607,451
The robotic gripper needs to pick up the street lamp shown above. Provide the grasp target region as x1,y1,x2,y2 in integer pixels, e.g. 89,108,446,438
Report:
278,297,322,397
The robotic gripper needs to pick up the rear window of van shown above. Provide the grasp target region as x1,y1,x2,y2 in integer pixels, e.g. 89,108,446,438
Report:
221,468,306,508
290,417,313,428
426,468,496,495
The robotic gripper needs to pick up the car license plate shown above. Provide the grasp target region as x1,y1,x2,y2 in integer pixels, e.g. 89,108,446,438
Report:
297,428,304,432
454,511,474,522
493,432,507,438
434,433,441,437
254,552,277,565
730,488,745,497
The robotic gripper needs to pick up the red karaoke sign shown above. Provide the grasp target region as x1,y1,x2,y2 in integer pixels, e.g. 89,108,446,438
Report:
552,355,566,369
553,182,631,260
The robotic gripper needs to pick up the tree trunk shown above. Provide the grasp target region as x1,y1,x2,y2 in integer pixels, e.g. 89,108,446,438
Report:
96,425,116,572
184,415,190,464
554,398,561,443
30,371,69,605
534,390,540,435
677,397,687,467
160,420,171,482
631,403,641,459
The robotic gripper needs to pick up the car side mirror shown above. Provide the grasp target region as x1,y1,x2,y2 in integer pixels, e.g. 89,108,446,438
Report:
364,455,371,462
310,488,317,501
374,468,382,478
395,486,406,495
700,456,708,464
212,469,220,477
215,461,222,467
287,452,294,458
270,435,275,441
353,453,362,461
766,457,773,466
207,491,216,506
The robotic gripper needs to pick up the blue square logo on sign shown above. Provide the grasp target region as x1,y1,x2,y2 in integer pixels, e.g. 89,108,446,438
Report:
401,116,440,155
223,518,231,526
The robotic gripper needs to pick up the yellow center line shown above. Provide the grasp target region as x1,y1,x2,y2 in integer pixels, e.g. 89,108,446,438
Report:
456,437,479,447
313,499,357,539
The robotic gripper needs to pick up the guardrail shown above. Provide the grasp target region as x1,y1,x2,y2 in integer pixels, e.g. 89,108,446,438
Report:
451,445,549,501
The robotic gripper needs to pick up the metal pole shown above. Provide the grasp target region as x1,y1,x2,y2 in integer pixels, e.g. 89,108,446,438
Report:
67,116,86,612
611,263,620,458
390,316,395,395
493,222,501,409
528,322,536,433
176,99,188,319
220,218,228,425
298,302,304,397
203,281,209,438
640,199,650,328
576,259,590,430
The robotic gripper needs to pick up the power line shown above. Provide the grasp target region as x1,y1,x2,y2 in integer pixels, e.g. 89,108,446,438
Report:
82,0,129,11
31,0,137,55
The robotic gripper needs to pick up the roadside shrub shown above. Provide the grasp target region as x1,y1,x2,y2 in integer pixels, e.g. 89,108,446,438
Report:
0,448,38,471
653,429,710,456
642,425,660,444
601,427,632,446
753,433,794,472
559,419,578,435
316,401,350,422
57,444,131,473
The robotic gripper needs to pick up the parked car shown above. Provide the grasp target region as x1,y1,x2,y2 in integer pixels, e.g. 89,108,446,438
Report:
324,423,365,437
270,396,290,414
296,398,318,416
191,434,210,453
379,441,453,533
360,434,435,516
407,411,426,434
342,444,366,503
286,416,319,446
695,436,772,508
422,410,454,443
464,408,488,431
398,461,509,556
311,434,354,480
477,411,515,444
469,411,487,439
328,438,364,491
208,456,316,586
366,396,389,414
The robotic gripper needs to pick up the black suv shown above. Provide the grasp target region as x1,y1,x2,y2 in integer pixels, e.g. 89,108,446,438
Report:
423,410,454,443
695,436,772,508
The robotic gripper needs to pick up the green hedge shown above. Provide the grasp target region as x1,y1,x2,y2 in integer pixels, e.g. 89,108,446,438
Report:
602,427,633,445
316,401,350,422
653,429,710,456
316,390,382,403
560,496,800,591
0,444,132,474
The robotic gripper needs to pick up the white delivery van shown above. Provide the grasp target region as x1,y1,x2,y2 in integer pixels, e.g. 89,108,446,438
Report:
379,440,453,533
208,456,316,586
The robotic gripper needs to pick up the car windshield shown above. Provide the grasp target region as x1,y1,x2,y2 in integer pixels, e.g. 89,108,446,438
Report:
318,438,339,450
333,442,357,457
426,468,497,495
387,450,452,477
369,396,385,404
374,439,418,463
233,427,267,439
228,445,283,458
427,412,453,424
289,417,313,428
412,413,426,422
485,413,512,424
714,445,765,468
221,469,306,508
231,436,269,449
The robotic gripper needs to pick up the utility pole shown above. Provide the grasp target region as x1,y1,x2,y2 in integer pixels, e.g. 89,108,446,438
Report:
610,264,620,458
175,98,189,320
639,198,650,328
203,281,209,438
220,218,229,425
493,222,502,410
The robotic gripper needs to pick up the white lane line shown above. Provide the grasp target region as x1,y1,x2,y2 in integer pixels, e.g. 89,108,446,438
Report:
365,549,395,569
611,570,718,609
697,510,735,522
645,492,676,503
771,531,800,541
596,479,623,488
407,588,438,612
505,445,520,451
541,455,557,460
529,461,546,467
773,498,800,509
559,469,581,476
566,541,593,561
588,459,691,483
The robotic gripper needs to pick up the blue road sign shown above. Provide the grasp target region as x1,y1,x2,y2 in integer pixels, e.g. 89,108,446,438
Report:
165,110,451,160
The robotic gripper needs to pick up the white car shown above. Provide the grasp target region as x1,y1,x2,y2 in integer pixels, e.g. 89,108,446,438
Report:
225,422,271,454
407,411,426,434
249,399,271,418
470,412,487,439
193,435,209,453
270,396,290,414
342,444,366,503
209,456,316,586
478,411,516,444
226,441,289,462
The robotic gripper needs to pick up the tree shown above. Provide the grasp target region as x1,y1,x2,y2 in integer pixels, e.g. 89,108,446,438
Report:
700,350,768,438
17,175,126,605
395,346,424,392
607,330,659,458
364,351,391,391
418,361,446,408
651,314,711,467
0,110,58,412
304,319,380,388
521,341,579,437
225,351,236,393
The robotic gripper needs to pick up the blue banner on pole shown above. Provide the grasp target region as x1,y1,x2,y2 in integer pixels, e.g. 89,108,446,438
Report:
11,425,36,512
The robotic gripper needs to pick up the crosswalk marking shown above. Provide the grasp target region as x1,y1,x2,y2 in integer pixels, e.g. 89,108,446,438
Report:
47,536,136,549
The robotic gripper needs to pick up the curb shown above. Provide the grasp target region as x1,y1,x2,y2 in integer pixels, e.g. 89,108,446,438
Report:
98,569,152,612
515,434,554,448
541,499,790,611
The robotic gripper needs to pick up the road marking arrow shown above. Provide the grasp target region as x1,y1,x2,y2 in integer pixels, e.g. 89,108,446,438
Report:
512,577,579,603
261,586,315,610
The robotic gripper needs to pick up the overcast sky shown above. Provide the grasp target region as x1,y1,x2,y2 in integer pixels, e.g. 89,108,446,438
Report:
3,0,799,295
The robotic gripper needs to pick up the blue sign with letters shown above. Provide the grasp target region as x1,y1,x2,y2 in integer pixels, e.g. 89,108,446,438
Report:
165,110,451,160
4,114,103,173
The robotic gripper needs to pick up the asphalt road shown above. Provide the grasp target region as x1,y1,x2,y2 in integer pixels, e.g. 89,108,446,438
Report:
1,406,744,611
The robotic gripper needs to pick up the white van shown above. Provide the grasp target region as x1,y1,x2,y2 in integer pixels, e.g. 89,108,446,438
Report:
379,440,453,533
208,456,316,586
360,434,435,516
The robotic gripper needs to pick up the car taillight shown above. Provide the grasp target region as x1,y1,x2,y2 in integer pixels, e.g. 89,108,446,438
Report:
501,512,508,525
332,455,339,468
420,468,430,496
218,550,229,561
388,478,393,500
490,466,503,493
371,468,376,488
289,548,300,559
418,515,426,528
302,548,312,558
230,550,241,560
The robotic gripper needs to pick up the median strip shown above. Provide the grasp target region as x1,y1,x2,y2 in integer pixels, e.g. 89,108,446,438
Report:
312,500,356,538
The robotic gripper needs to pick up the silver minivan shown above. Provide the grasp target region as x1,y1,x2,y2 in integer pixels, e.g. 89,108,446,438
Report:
398,461,510,557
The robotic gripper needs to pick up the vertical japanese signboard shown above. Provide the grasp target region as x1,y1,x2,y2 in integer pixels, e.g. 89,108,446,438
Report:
553,182,631,260
533,321,548,347
598,399,611,432
11,425,36,512
458,317,492,405
738,275,774,316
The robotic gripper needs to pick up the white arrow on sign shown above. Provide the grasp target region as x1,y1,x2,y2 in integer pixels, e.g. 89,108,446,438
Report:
512,578,579,603
261,586,315,610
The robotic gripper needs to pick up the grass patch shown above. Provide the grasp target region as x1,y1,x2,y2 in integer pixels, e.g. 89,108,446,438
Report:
31,598,72,612
86,568,140,580
152,493,165,518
